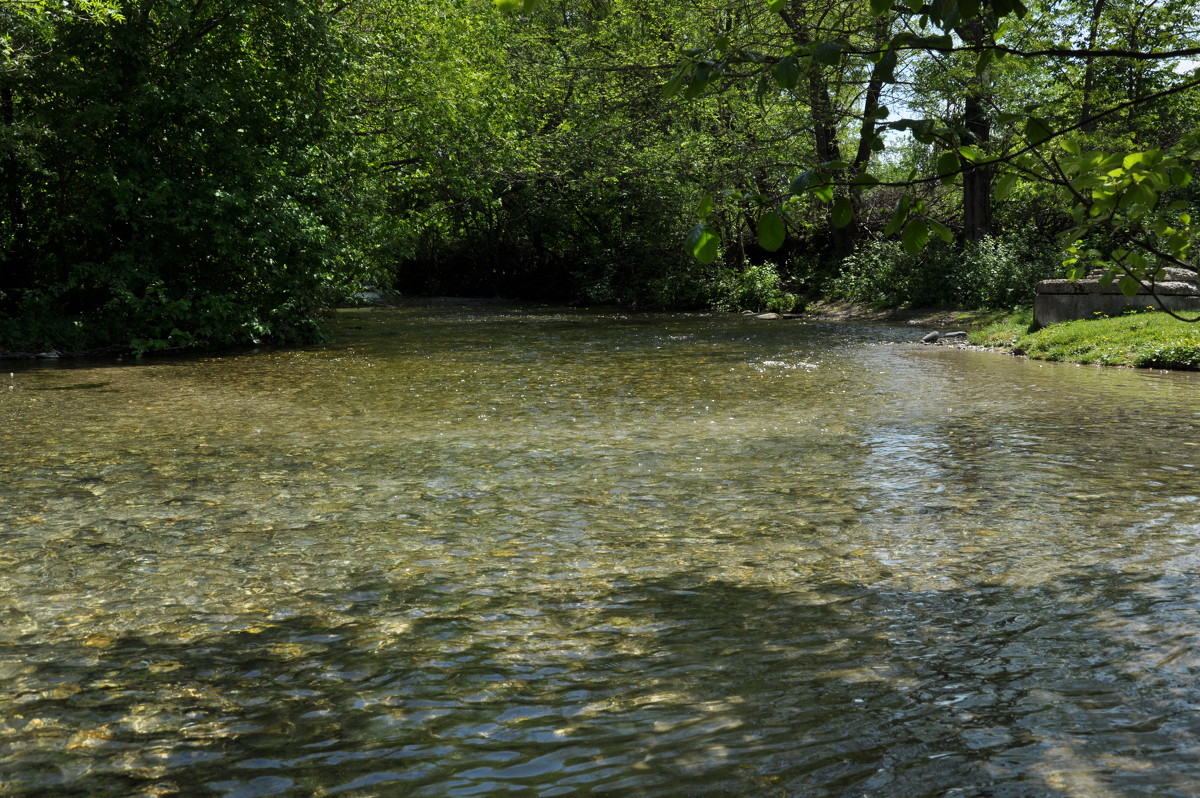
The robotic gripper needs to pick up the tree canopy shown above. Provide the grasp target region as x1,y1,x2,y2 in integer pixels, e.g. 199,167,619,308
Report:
1,0,1197,353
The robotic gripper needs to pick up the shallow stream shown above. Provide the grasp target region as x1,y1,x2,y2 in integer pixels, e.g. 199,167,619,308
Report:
2,302,1200,796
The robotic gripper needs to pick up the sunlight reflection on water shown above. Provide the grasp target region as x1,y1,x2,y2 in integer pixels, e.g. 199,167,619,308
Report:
2,303,1200,796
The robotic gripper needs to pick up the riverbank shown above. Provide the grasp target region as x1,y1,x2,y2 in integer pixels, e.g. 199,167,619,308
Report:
971,307,1200,370
808,301,1200,371
803,300,1016,329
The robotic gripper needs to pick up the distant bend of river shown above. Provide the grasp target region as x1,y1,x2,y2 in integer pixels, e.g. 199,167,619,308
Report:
2,302,1200,797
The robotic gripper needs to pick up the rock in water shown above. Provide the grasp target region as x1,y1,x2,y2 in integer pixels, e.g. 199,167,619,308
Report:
921,331,941,343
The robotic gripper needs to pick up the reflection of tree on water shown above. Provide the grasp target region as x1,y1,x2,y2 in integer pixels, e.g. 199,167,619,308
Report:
4,566,1200,797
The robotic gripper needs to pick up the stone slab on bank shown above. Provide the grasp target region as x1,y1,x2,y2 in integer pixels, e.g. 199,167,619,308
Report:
1034,267,1200,328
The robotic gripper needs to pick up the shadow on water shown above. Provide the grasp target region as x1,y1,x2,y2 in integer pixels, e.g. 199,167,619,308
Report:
4,305,1200,796
5,564,1199,797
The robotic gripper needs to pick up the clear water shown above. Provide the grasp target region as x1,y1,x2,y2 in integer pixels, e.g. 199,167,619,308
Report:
2,302,1200,797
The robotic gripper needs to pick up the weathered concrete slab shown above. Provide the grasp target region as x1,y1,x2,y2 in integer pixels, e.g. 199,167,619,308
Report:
1033,268,1200,328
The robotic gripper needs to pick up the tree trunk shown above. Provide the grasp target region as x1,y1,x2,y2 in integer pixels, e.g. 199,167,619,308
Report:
957,20,993,241
962,92,993,241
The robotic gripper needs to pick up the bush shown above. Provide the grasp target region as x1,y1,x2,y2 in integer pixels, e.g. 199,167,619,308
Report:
712,261,799,313
826,229,1061,309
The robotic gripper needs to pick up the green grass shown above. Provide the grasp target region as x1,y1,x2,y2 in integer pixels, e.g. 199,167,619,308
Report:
966,307,1200,369
968,308,1035,349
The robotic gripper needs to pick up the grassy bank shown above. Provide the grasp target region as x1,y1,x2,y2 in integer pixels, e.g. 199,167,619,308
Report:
969,307,1200,370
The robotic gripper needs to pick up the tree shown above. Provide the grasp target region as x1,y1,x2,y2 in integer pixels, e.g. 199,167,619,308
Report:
663,0,1200,308
1,0,379,354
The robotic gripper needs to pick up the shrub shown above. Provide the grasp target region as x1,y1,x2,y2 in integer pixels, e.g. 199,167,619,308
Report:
826,228,1061,309
712,261,799,313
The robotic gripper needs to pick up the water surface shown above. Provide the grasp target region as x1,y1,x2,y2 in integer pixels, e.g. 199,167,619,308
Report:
2,302,1200,796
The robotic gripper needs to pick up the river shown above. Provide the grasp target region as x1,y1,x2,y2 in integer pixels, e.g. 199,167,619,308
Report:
2,302,1199,796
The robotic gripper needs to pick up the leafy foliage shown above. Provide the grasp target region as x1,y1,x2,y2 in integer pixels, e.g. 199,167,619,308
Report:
828,230,1061,309
1,0,380,354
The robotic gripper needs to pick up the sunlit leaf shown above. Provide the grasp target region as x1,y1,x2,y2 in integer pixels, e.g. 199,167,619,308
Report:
1118,274,1141,297
928,219,954,242
685,224,721,264
494,0,539,13
936,150,960,182
994,173,1018,200
883,195,911,237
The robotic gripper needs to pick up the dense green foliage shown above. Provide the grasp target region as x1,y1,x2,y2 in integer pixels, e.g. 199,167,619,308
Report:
1,0,1198,354
1,0,379,354
827,229,1061,309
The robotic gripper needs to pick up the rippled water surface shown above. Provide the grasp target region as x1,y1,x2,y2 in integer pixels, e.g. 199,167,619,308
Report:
3,302,1200,796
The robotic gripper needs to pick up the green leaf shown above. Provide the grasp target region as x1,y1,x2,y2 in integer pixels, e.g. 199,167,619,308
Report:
911,120,936,144
755,73,773,104
831,197,854,228
1024,117,1053,145
767,0,787,11
812,182,834,203
662,66,689,99
994,173,1018,200
757,211,787,251
685,224,720,264
884,195,911,237
870,0,892,14
876,49,899,82
683,63,713,100
958,145,983,162
936,150,960,181
811,41,843,66
1118,274,1141,297
698,194,714,219
789,171,813,194
974,48,994,75
958,0,979,14
774,55,800,89
928,219,954,242
902,219,929,255
850,172,881,186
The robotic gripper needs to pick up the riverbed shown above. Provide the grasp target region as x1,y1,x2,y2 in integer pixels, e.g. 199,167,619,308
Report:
2,302,1199,796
